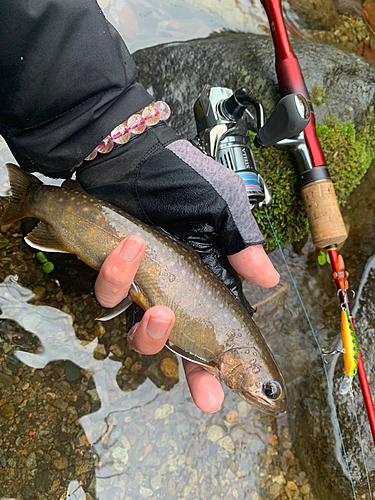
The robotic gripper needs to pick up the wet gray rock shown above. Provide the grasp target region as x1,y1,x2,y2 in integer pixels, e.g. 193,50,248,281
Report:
134,33,375,138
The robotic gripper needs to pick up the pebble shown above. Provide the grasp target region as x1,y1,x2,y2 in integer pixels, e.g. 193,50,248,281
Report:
154,403,174,420
207,425,224,443
75,460,92,475
151,474,162,489
93,343,107,359
287,481,298,491
112,447,129,465
160,357,179,378
25,452,37,469
0,373,13,387
139,486,153,498
300,483,311,495
225,410,238,423
130,360,142,372
87,389,100,402
217,436,235,453
121,435,131,450
93,322,106,338
64,361,82,382
237,400,248,417
0,402,15,418
53,399,69,411
269,482,281,498
32,286,46,301
53,457,68,470
110,344,124,357
124,357,132,369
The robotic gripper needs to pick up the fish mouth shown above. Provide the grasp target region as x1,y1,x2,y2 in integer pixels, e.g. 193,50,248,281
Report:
241,390,287,416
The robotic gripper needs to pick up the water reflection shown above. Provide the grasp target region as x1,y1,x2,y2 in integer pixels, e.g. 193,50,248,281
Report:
99,0,269,54
0,272,297,499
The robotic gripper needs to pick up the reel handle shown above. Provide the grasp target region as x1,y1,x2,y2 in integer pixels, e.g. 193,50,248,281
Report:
254,94,310,148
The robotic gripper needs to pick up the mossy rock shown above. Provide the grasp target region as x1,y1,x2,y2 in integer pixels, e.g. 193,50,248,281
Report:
253,115,375,250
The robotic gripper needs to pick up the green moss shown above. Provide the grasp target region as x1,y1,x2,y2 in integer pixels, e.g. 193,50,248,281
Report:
252,115,375,250
310,83,330,105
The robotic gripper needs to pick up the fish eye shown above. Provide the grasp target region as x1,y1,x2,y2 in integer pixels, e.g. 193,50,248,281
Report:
262,381,282,400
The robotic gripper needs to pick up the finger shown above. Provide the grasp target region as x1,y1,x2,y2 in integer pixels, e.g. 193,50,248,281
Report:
127,306,175,355
94,235,145,308
183,359,224,413
228,244,280,288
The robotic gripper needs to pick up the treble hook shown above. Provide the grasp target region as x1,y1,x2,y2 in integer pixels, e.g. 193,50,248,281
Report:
322,348,345,364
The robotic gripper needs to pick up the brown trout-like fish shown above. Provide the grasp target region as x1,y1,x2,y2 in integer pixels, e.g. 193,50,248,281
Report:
1,163,286,415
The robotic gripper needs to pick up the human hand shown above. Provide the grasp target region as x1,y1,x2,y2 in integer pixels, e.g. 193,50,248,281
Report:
94,235,279,413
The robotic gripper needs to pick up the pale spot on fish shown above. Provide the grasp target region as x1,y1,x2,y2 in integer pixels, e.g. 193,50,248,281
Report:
80,219,88,224
67,207,72,212
83,207,89,212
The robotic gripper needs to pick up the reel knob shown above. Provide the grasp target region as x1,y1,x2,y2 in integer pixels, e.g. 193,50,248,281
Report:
254,94,310,148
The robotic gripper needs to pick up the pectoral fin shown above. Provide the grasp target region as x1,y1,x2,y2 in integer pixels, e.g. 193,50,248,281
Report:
166,342,218,376
96,295,134,321
25,222,70,253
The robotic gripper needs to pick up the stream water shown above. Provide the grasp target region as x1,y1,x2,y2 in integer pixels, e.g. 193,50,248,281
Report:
1,1,375,499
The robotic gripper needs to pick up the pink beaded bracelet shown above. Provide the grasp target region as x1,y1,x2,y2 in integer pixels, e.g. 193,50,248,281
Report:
76,101,171,167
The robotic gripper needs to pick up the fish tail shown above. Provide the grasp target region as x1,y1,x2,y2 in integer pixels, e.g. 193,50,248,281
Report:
1,163,42,225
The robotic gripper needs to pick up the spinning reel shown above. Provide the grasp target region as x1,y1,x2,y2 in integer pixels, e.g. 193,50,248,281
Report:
192,85,311,209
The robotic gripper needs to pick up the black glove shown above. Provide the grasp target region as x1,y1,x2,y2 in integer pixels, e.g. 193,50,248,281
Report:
76,122,265,317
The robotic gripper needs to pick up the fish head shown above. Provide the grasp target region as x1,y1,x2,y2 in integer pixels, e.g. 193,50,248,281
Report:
218,346,287,415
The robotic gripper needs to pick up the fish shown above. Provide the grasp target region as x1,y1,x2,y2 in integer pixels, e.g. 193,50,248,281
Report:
1,163,287,415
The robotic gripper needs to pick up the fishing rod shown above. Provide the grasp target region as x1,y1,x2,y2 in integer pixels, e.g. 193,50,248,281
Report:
260,0,375,445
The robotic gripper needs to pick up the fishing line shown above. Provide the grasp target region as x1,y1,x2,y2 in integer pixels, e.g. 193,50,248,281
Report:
265,208,358,499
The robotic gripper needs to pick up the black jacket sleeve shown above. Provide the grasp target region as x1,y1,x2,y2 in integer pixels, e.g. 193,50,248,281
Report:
0,0,153,178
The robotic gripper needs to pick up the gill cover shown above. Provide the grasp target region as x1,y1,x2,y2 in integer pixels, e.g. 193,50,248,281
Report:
219,346,287,415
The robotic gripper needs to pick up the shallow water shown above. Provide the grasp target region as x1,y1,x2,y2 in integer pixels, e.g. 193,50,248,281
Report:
2,161,375,499
98,0,269,54
1,2,375,499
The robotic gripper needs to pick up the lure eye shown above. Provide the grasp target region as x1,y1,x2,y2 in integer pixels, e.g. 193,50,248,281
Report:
262,381,282,400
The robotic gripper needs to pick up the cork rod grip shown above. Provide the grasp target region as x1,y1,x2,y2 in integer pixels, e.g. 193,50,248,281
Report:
300,179,347,248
